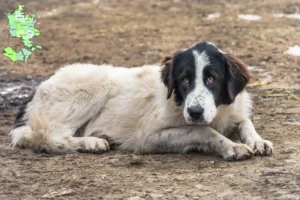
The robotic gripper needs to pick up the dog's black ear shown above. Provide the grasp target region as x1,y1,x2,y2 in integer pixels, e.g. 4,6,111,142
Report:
161,53,176,99
223,54,251,104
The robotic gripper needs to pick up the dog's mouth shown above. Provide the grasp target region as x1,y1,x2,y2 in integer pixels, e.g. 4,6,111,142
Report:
186,117,209,125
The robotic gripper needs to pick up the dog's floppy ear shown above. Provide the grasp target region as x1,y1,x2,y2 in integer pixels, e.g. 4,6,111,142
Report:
161,55,174,99
223,54,251,104
161,53,177,99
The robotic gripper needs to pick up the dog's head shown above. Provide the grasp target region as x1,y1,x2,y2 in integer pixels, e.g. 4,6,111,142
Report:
161,41,250,124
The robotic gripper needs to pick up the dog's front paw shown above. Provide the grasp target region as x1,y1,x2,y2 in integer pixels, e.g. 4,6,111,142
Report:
222,143,254,161
246,139,273,156
78,137,110,153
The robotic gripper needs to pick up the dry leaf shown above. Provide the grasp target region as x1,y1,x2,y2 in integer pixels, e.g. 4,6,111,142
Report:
248,81,262,87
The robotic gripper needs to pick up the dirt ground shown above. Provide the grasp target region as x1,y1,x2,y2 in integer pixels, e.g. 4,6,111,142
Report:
0,0,300,199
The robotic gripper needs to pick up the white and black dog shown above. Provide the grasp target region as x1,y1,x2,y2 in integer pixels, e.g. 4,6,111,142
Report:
10,41,273,160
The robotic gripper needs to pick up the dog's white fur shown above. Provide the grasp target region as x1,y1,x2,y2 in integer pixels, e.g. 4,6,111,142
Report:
10,60,273,160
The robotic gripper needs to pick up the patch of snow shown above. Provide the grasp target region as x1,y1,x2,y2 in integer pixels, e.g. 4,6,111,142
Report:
0,86,21,95
17,94,29,98
238,14,261,21
248,66,257,70
286,45,300,56
273,13,300,20
207,13,220,20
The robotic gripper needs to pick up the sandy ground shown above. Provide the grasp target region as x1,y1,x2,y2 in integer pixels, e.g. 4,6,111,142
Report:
0,0,300,199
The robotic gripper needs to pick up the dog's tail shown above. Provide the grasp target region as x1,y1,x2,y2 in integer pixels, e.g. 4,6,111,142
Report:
10,101,76,153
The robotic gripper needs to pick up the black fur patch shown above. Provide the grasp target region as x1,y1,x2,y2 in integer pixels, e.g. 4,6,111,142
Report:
172,51,196,106
13,91,35,128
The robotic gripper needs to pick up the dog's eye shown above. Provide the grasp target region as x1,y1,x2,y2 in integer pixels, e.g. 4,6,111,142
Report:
207,77,214,84
183,78,189,86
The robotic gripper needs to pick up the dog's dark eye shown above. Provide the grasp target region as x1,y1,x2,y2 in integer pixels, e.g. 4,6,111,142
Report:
183,78,189,86
207,77,214,84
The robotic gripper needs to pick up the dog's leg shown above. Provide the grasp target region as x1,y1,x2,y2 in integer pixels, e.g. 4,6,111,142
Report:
63,135,110,153
140,126,253,161
11,114,110,154
239,119,273,156
11,87,110,154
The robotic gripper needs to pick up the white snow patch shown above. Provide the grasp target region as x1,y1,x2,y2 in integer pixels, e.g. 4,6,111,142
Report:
248,66,257,70
273,13,300,20
207,13,220,20
0,86,21,95
286,45,300,56
238,14,261,21
17,94,29,98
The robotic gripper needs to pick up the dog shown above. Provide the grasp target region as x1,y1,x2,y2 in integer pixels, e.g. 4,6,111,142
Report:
10,41,273,160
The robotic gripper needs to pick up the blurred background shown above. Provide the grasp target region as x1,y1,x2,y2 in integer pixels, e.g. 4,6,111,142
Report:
0,0,300,199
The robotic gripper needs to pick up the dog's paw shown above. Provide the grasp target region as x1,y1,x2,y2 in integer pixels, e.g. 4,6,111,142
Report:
78,137,110,153
246,139,273,156
222,143,254,161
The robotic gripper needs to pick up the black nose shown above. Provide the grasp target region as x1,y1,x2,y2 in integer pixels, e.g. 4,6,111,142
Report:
188,106,204,121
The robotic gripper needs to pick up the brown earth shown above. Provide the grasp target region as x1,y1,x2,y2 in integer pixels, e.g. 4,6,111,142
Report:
0,0,300,199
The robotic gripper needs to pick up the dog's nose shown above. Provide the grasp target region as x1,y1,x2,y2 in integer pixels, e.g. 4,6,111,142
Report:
188,106,204,121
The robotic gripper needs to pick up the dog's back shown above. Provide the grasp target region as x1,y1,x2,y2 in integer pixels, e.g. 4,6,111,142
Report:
10,63,180,153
